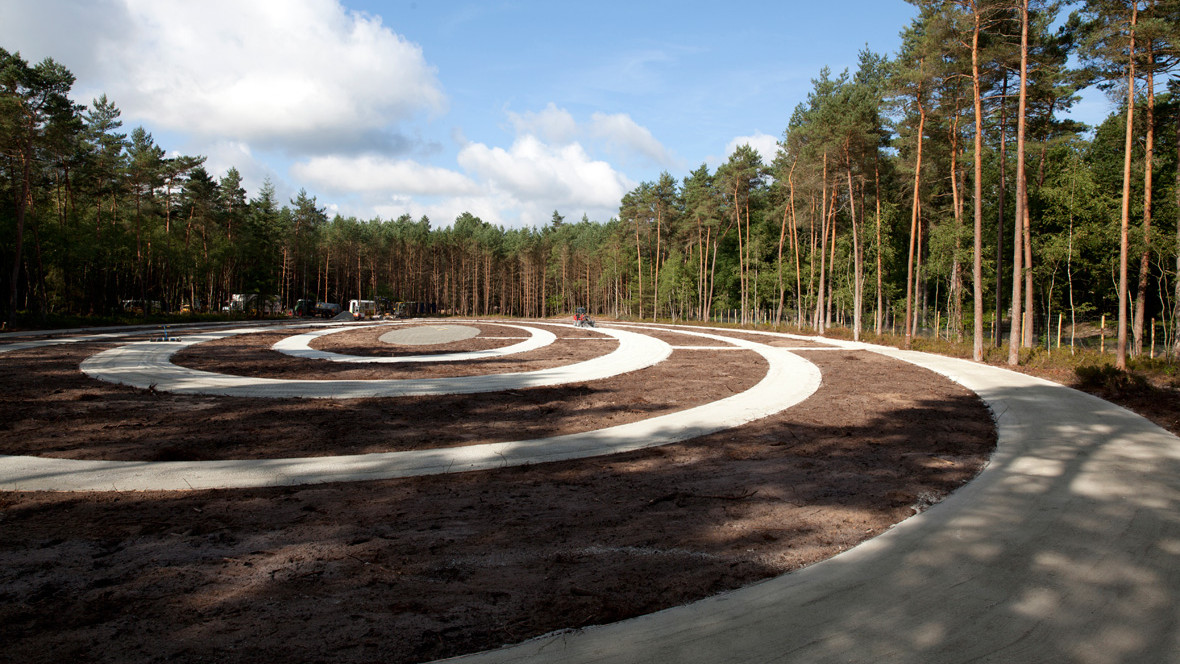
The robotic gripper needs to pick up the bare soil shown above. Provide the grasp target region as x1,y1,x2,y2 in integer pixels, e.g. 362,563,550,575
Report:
172,324,620,379
0,323,996,664
0,329,760,460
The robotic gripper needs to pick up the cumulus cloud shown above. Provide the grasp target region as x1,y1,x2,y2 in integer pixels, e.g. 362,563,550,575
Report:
286,104,641,227
506,103,579,145
0,0,131,84
458,135,634,211
0,1,653,230
588,112,676,167
291,155,479,196
505,103,675,169
291,135,634,228
50,0,446,152
724,132,781,165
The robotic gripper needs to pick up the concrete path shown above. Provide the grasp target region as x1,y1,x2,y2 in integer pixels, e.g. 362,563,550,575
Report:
440,331,1180,664
274,323,557,363
8,322,1180,662
79,324,667,398
379,323,482,345
0,319,297,350
0,326,821,491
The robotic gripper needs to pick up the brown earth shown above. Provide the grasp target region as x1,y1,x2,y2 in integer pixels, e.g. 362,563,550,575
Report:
172,324,621,379
0,323,996,664
0,328,761,460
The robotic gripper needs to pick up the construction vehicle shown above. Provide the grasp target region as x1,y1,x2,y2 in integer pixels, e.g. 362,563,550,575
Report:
574,307,595,328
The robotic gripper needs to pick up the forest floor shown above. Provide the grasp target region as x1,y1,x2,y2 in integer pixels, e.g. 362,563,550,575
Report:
0,319,1081,664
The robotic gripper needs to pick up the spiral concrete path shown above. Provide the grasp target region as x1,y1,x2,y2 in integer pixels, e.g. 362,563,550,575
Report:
78,324,671,398
4,322,1179,662
0,323,821,491
439,329,1180,664
273,323,558,362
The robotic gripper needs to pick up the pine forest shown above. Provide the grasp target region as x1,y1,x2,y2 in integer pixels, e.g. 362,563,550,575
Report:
2,0,1179,369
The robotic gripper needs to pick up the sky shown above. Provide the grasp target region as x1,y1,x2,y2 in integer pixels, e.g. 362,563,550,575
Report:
1,0,1113,228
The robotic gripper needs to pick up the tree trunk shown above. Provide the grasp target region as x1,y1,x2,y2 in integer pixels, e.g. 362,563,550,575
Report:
8,136,33,321
1117,3,1137,371
875,159,883,335
1007,0,1030,367
1174,88,1180,357
791,166,803,327
707,234,719,321
817,154,829,332
776,172,790,325
995,75,1008,348
1133,44,1155,357
847,162,862,341
734,180,748,324
904,79,926,350
1022,153,1034,349
808,195,816,325
971,2,985,361
634,219,643,319
696,218,706,320
653,207,661,321
826,188,837,329
949,103,964,340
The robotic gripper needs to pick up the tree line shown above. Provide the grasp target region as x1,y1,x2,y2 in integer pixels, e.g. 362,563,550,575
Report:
2,0,1178,367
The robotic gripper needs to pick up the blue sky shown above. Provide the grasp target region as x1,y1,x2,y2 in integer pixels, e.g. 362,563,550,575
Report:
1,1,1111,228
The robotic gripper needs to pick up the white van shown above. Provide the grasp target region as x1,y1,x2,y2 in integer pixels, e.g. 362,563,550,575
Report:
348,299,377,320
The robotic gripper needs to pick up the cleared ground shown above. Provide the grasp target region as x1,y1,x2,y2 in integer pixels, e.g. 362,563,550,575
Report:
0,320,995,664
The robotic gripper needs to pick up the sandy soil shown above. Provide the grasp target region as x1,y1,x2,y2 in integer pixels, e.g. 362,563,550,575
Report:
0,322,996,664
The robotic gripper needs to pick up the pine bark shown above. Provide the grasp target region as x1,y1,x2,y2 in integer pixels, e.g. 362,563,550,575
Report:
1133,42,1155,356
1117,3,1137,371
847,165,862,341
904,76,926,350
1007,0,1030,366
971,1,986,361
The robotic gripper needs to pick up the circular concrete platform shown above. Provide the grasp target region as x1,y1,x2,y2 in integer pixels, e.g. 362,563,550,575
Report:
379,324,481,345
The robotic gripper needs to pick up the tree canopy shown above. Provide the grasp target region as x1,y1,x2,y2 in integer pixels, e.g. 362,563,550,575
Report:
3,3,1179,362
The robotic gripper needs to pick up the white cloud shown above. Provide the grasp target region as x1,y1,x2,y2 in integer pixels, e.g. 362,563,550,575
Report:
283,106,638,227
289,134,632,228
0,0,131,84
291,155,479,196
503,103,675,169
0,3,651,230
724,132,780,165
507,103,579,145
202,140,277,192
458,135,634,211
78,0,444,150
588,112,676,167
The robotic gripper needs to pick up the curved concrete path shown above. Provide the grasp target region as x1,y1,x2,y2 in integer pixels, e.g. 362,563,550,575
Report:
440,330,1180,664
0,326,821,491
0,319,299,354
273,323,557,363
79,324,666,398
9,322,1180,661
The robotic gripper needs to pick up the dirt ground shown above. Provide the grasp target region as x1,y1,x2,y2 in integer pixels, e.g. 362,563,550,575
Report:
0,321,996,664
